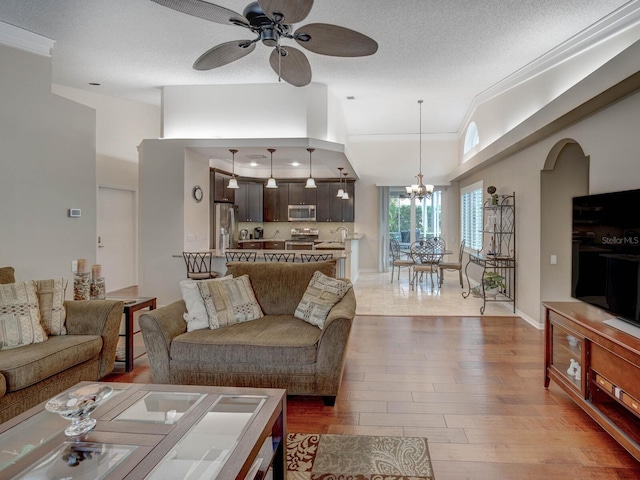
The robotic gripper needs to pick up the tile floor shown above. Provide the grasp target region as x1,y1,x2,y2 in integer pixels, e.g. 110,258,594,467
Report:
354,269,516,317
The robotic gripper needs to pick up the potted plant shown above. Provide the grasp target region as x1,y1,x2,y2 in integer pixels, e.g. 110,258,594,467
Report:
483,271,506,297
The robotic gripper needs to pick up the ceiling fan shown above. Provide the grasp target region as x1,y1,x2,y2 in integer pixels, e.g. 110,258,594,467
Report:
150,0,378,87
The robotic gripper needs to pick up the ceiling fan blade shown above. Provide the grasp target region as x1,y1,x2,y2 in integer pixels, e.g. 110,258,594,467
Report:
295,23,378,57
269,47,312,87
193,40,256,70
150,0,248,27
258,0,313,24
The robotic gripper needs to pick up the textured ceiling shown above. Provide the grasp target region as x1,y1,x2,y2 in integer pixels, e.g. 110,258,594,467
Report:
0,0,633,137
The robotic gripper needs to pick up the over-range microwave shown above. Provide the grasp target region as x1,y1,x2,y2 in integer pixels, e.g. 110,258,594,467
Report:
288,204,316,222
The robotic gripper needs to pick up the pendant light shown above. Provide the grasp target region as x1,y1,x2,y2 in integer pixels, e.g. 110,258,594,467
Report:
341,172,350,200
336,167,345,197
405,100,434,200
305,148,316,188
266,148,278,189
228,149,239,189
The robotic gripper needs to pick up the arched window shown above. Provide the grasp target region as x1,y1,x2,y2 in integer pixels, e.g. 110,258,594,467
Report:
464,121,479,154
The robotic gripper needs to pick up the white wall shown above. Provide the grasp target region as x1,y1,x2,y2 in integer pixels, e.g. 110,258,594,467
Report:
184,148,211,251
52,84,160,190
138,139,191,303
0,45,97,284
161,83,344,141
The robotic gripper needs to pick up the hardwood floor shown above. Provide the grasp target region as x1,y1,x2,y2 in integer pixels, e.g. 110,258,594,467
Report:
103,310,640,479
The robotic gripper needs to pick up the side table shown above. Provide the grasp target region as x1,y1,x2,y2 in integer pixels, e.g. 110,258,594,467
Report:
108,296,156,372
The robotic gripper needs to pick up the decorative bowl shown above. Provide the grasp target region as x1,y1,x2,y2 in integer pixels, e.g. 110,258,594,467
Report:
45,384,113,437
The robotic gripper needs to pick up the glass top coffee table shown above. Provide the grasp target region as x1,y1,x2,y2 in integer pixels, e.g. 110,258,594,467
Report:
0,382,286,480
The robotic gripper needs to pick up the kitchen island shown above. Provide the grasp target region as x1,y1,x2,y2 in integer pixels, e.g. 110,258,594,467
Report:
216,248,349,278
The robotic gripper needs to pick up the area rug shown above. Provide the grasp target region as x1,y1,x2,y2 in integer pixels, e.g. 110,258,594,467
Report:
286,433,435,479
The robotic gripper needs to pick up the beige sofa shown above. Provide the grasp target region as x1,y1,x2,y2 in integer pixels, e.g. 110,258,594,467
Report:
0,267,123,423
139,260,356,406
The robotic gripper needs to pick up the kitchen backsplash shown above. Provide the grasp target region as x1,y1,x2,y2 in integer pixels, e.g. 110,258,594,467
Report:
238,222,354,241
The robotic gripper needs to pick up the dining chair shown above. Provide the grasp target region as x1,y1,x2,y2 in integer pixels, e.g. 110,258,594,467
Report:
300,253,333,262
409,241,441,289
225,251,257,262
182,252,217,280
439,240,465,287
430,237,447,251
263,252,296,263
390,238,413,283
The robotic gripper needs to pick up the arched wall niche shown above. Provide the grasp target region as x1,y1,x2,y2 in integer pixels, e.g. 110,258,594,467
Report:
539,139,589,317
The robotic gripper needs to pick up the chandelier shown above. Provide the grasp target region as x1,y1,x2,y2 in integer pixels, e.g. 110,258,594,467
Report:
406,100,434,200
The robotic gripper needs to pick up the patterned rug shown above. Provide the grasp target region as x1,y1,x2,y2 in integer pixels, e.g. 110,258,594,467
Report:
286,433,435,479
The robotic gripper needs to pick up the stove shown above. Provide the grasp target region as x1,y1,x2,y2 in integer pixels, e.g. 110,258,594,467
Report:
285,228,319,250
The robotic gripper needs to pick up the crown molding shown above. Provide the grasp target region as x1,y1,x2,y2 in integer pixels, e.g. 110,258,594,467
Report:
458,1,640,132
0,21,54,57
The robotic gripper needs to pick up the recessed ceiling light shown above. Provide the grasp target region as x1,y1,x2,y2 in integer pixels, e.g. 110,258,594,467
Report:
291,162,300,167
346,96,355,100
88,82,101,86
249,162,258,167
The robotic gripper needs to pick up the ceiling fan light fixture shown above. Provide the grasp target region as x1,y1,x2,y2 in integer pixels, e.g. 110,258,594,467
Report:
228,148,239,189
153,0,378,88
266,148,278,189
305,148,317,189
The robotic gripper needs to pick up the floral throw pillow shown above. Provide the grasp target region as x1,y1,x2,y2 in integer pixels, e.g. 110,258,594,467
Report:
197,274,264,330
294,271,352,329
0,281,48,349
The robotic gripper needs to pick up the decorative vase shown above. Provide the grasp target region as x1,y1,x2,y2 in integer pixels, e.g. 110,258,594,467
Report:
90,278,106,300
73,259,90,300
485,288,499,298
90,264,105,300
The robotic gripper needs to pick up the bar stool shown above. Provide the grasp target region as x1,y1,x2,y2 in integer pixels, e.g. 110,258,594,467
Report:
182,252,216,280
300,253,333,262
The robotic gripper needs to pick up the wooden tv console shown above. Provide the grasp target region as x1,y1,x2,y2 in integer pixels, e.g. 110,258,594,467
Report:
544,301,640,461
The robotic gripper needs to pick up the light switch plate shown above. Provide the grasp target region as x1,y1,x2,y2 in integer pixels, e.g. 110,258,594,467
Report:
69,208,81,217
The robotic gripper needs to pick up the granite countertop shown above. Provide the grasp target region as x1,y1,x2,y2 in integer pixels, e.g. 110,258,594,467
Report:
216,249,349,259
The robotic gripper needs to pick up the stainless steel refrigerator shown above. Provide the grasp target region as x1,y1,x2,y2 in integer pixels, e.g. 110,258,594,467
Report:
212,203,238,250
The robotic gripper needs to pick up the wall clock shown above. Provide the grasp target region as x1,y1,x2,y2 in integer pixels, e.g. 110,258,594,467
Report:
192,185,203,202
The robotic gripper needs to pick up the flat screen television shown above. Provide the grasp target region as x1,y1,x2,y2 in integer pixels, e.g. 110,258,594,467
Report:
572,188,640,327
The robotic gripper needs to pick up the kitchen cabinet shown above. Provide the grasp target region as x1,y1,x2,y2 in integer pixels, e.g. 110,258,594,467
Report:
316,181,355,222
211,170,235,203
264,182,289,222
544,302,640,462
342,181,355,222
288,182,317,205
238,241,263,250
236,181,263,222
263,241,285,250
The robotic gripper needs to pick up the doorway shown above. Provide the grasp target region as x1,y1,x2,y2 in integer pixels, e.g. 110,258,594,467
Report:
97,186,136,292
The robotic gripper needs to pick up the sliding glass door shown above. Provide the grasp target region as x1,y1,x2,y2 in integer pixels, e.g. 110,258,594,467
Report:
389,188,442,247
